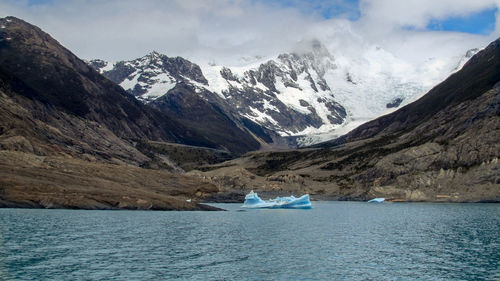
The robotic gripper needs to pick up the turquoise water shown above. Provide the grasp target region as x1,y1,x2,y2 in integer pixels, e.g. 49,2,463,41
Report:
0,202,499,280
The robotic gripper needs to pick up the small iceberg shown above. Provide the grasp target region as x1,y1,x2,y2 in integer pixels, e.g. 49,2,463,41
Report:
367,198,385,203
242,190,312,209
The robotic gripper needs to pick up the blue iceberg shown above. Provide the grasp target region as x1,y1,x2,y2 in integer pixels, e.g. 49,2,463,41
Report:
367,198,385,203
242,190,312,209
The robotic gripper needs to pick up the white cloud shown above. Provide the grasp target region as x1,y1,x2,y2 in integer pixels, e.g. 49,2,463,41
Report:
0,0,319,62
0,0,498,65
359,0,499,30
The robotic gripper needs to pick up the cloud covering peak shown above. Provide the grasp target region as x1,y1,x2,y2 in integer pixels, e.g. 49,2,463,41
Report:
0,0,498,64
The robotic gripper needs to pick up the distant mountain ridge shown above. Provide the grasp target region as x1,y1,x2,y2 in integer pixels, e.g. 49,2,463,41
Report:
91,39,477,146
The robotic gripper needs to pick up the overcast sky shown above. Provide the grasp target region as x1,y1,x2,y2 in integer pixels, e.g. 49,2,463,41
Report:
1,0,499,64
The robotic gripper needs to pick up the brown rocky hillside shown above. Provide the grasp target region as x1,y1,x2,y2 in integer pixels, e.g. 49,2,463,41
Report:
0,17,227,210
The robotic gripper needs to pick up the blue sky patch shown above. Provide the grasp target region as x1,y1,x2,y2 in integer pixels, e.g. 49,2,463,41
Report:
27,0,52,6
260,0,496,35
427,7,498,35
9,0,499,35
255,0,361,20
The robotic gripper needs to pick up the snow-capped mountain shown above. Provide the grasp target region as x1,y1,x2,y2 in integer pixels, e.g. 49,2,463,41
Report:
89,39,477,147
199,40,347,137
89,52,207,103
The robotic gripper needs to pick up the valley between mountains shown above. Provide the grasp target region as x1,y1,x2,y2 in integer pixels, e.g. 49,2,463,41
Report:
0,16,498,210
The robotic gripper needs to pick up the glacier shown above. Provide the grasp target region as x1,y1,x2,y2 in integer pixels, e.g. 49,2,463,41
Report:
242,190,312,209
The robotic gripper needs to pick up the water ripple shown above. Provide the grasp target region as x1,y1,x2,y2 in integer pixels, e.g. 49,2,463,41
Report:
0,202,499,280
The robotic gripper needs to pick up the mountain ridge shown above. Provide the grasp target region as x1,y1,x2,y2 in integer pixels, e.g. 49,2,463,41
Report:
91,39,477,146
0,16,260,156
0,16,234,210
0,16,497,208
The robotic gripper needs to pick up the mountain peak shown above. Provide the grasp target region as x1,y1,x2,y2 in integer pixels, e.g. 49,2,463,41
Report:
1,16,22,24
136,50,166,67
292,39,332,59
145,50,165,60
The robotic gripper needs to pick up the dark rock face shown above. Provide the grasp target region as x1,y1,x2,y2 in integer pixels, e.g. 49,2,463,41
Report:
150,83,261,155
87,59,108,70
220,67,239,82
386,97,403,108
103,61,137,87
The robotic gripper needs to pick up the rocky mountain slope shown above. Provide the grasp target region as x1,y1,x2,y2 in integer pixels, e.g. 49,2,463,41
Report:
192,38,500,203
92,39,476,147
0,16,227,210
1,16,496,207
90,51,284,149
0,16,260,156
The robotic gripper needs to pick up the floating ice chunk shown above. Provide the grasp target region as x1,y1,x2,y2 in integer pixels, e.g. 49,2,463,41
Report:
242,190,312,209
367,198,385,203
